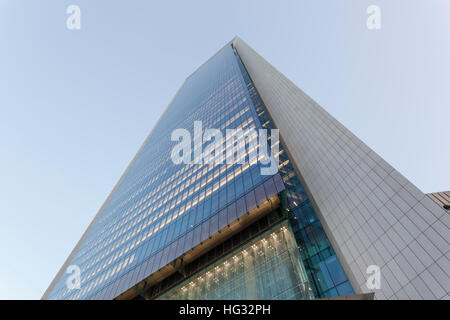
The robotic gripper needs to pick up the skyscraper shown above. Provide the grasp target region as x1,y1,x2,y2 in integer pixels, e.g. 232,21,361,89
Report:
43,37,449,300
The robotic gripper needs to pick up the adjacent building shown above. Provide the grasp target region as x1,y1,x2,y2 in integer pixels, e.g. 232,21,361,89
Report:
427,191,450,215
43,37,449,300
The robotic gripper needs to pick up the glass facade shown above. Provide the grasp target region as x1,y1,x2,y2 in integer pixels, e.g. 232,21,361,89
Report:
232,47,354,298
45,41,353,300
46,44,283,300
157,224,313,300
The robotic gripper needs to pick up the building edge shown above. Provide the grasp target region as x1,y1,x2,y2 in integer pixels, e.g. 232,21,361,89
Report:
233,37,449,299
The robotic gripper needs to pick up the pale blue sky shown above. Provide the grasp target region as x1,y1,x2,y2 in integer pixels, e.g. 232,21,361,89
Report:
0,0,448,299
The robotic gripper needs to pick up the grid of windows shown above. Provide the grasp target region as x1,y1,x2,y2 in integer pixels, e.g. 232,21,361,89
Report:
47,41,355,300
47,44,281,300
157,225,314,300
233,47,354,298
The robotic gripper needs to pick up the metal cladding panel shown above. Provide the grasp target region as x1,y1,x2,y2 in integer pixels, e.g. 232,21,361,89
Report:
147,255,158,276
159,246,170,271
192,225,203,248
227,202,237,225
255,184,266,206
209,213,219,237
117,274,128,296
201,219,210,241
183,231,194,253
273,173,285,193
167,241,178,263
175,235,186,258
236,197,247,218
263,177,278,199
234,37,449,300
218,209,228,231
245,190,257,212
152,249,163,272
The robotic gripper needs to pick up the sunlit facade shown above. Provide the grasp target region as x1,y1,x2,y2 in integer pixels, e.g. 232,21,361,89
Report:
43,38,358,300
43,36,450,301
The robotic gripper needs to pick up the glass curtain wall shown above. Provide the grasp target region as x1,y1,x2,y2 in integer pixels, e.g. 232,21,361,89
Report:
157,224,314,300
232,47,355,298
46,44,283,300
